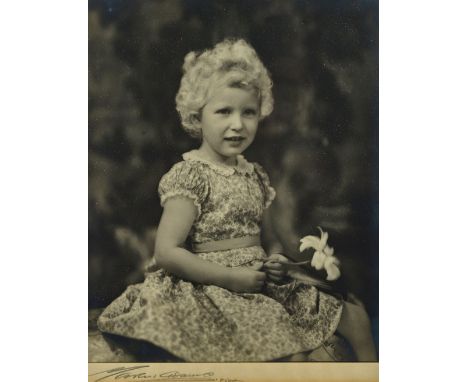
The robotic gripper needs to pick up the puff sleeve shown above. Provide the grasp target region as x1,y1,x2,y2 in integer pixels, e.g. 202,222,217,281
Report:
158,161,209,219
253,163,276,209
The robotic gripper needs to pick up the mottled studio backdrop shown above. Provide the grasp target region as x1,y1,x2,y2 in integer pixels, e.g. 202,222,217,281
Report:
88,0,378,336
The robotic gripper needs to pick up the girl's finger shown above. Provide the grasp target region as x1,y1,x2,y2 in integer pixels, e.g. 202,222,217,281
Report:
266,269,284,277
263,262,283,270
268,275,283,283
267,253,284,261
268,254,290,262
249,261,264,271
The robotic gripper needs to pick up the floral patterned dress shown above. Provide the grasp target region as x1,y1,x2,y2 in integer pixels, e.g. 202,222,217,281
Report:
97,150,343,362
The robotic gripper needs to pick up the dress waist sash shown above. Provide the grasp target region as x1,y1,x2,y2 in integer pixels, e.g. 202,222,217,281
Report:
192,235,261,253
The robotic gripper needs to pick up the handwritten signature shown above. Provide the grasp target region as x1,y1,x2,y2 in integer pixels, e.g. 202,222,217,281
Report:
89,365,240,382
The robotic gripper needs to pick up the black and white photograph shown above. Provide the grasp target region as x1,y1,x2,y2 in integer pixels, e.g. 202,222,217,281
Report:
5,1,468,382
88,0,379,374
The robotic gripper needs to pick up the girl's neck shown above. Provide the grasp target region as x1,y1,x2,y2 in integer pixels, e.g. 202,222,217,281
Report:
197,143,238,167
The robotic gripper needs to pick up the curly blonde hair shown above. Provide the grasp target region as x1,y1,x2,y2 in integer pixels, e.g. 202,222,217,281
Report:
175,38,274,138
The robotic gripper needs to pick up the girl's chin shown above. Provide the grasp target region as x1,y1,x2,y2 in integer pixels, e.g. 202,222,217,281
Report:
221,147,246,158
222,140,250,153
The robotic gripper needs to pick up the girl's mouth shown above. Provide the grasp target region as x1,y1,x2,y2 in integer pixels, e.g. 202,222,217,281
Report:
224,136,245,142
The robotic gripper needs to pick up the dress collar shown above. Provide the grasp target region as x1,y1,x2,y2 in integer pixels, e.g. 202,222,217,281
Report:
182,150,255,176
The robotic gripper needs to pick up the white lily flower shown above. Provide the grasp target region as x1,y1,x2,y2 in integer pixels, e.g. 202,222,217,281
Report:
324,256,341,281
311,250,326,270
299,227,340,281
299,236,321,253
299,227,328,252
323,245,334,256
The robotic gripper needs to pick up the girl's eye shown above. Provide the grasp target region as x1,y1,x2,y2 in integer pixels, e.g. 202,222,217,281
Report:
244,108,258,117
216,108,231,115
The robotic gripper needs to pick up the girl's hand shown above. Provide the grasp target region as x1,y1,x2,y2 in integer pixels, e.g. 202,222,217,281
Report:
263,253,290,283
226,262,266,293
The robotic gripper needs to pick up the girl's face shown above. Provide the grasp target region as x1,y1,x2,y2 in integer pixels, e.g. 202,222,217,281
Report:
198,86,260,165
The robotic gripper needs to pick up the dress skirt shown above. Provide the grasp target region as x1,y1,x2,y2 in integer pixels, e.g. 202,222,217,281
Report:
97,246,343,362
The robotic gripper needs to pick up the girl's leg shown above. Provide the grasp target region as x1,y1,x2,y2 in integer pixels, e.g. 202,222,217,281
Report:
336,301,377,361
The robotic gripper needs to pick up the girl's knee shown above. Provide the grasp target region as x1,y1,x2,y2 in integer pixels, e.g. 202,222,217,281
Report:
339,301,371,334
345,301,370,321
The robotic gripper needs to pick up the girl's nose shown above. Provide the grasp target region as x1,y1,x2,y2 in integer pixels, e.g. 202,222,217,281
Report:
230,113,243,130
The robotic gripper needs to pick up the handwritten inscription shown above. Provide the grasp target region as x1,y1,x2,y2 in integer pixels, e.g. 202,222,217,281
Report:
160,370,215,378
89,365,236,382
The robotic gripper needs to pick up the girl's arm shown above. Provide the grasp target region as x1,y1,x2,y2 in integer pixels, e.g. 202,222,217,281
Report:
261,205,291,283
261,206,286,254
267,178,311,262
155,197,266,292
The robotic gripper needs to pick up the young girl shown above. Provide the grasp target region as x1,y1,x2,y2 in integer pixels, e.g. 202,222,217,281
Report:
97,39,376,362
